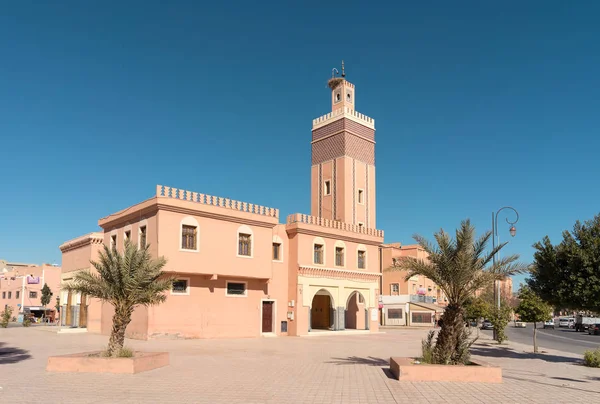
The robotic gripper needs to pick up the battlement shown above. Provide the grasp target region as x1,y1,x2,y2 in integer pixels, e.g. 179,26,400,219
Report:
286,213,383,238
312,106,375,130
157,185,279,219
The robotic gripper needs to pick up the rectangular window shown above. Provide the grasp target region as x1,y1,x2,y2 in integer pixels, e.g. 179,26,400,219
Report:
314,244,324,264
388,309,403,319
29,291,37,299
2,292,5,299
16,291,20,299
391,283,399,295
358,189,364,204
324,180,331,196
335,247,344,266
181,225,197,250
124,230,131,246
110,234,117,249
412,312,432,323
226,282,247,296
358,294,364,303
7,291,11,299
272,243,281,260
172,279,188,294
358,250,366,269
238,233,252,256
139,226,147,248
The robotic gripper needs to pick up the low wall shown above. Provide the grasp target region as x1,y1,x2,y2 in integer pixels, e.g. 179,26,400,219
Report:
390,357,502,383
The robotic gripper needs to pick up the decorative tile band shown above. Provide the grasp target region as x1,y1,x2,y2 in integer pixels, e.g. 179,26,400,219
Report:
287,213,384,238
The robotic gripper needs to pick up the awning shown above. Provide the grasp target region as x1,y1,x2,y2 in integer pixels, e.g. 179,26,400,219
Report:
410,302,445,313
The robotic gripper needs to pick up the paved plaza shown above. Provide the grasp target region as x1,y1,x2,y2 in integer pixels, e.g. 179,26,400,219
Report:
1,326,599,403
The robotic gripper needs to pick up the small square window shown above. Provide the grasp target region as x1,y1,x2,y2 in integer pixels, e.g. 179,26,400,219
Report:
29,291,37,299
139,226,147,248
16,291,20,299
182,225,197,250
324,180,331,196
358,189,364,204
238,233,252,257
226,282,247,296
272,243,281,260
172,279,188,294
314,244,324,265
335,247,344,267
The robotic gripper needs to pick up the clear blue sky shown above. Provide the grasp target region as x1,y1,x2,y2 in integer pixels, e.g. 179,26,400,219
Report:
2,2,599,289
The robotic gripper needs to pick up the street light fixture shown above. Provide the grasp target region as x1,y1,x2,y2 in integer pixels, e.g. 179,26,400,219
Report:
491,207,519,340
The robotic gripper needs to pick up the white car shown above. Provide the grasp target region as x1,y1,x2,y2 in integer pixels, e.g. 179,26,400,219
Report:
559,318,574,328
543,320,555,329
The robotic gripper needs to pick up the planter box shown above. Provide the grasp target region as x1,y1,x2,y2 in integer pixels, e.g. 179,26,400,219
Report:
47,351,169,374
389,357,502,383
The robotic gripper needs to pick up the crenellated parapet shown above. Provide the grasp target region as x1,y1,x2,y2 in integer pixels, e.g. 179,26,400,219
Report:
59,232,104,253
156,185,279,219
286,213,383,238
312,106,375,130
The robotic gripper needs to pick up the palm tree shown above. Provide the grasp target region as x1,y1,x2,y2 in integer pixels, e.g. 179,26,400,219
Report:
62,241,174,356
387,219,527,364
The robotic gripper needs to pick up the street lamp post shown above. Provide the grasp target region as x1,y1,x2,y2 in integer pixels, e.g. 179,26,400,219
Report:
491,206,519,340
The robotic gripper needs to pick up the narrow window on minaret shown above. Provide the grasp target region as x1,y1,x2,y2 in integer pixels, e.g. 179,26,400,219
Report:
358,189,364,204
324,180,331,196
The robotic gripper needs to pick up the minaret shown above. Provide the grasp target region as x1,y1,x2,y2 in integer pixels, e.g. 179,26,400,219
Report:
310,62,376,228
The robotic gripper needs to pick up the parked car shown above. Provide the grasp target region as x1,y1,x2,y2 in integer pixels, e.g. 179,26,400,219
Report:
481,320,493,330
559,317,575,328
587,323,600,335
543,320,555,329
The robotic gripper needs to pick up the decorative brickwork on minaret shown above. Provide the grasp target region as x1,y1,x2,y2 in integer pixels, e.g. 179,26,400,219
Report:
310,68,376,227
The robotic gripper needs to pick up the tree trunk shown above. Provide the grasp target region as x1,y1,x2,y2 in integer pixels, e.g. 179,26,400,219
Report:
80,295,87,328
65,290,72,326
106,305,133,356
533,322,538,353
433,303,463,364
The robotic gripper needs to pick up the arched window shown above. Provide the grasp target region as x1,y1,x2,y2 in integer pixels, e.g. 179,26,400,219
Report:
237,225,254,258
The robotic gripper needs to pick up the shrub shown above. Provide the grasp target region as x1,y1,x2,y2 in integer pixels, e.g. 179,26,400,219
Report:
100,346,134,358
584,348,600,368
421,331,435,364
22,317,31,327
1,306,13,328
419,329,476,365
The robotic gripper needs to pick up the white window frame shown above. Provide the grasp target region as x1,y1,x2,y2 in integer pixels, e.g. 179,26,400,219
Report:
391,283,399,295
324,180,331,196
272,235,284,262
357,188,364,204
170,277,190,296
334,240,346,268
312,237,326,266
226,280,248,297
357,244,367,270
236,225,254,258
180,216,200,252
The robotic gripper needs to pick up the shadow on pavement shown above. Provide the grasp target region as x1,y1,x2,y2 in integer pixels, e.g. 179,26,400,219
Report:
326,356,389,366
470,344,579,364
0,342,32,365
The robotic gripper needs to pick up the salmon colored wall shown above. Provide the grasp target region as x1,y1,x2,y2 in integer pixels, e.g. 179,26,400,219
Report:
368,165,376,228
101,303,149,340
341,157,354,224
156,210,275,280
0,265,61,314
355,161,367,225
104,214,158,259
335,157,347,221
310,165,319,217
269,224,290,336
321,161,333,220
62,245,94,273
286,232,301,336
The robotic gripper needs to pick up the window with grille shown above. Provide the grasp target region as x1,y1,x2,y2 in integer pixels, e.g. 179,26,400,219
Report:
272,243,281,260
139,226,147,248
412,312,432,323
335,247,344,266
388,309,403,319
391,283,399,295
226,282,247,296
1,292,5,299
181,225,197,250
16,291,20,299
7,291,11,299
358,250,366,269
238,233,252,256
172,279,188,294
29,291,37,299
314,244,324,264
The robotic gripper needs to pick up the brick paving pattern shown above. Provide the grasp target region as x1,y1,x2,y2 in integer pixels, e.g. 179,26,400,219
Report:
1,326,599,403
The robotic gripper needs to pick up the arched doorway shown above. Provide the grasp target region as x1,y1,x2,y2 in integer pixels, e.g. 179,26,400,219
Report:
311,289,334,330
345,291,367,330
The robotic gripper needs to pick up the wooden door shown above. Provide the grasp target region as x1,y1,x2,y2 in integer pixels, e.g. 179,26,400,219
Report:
262,301,273,333
311,295,331,329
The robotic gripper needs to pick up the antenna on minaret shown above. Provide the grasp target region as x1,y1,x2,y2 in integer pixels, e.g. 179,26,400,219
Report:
341,60,346,77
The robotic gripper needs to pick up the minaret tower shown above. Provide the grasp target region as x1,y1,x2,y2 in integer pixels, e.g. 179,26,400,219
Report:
310,62,376,228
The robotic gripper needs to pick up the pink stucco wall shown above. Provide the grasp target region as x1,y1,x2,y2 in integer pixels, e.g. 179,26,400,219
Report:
0,264,61,314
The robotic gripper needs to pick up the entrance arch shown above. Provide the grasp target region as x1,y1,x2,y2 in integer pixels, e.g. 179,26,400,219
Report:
345,291,367,330
310,289,334,330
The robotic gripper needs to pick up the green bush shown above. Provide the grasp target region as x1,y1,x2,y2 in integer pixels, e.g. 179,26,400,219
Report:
421,331,435,364
22,317,31,327
1,306,13,328
584,348,600,368
100,346,134,358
